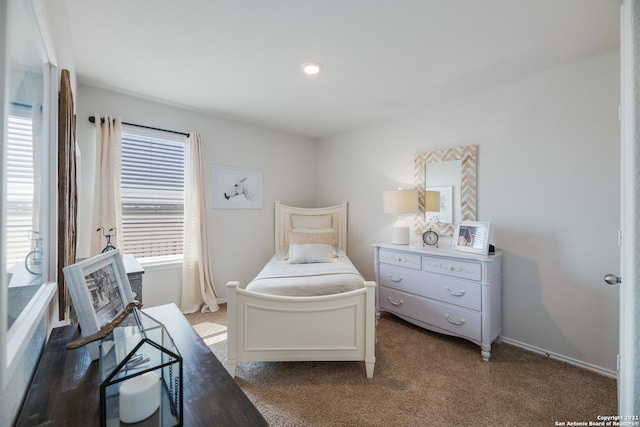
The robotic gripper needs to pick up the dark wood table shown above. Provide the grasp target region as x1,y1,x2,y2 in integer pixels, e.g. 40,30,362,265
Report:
15,303,267,426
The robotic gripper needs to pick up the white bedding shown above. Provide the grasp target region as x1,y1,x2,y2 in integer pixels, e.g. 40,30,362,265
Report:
245,248,365,296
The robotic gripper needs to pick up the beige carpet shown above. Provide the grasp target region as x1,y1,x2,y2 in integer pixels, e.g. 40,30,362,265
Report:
186,305,617,427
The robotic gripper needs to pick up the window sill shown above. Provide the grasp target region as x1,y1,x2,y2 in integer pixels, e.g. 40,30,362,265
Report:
3,281,56,389
138,256,183,272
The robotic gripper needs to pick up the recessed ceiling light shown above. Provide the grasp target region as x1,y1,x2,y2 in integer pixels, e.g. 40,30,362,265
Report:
301,62,323,75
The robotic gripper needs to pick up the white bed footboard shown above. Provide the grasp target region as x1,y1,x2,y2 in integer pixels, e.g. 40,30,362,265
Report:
225,281,376,378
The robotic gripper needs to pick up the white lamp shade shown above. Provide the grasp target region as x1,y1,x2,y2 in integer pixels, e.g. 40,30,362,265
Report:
383,189,418,214
384,189,418,244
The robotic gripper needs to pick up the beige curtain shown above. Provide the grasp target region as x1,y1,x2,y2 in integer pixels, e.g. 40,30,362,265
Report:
181,132,218,313
57,69,77,320
90,115,124,255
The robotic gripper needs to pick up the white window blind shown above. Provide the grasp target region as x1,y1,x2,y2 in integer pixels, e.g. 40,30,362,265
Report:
5,105,34,267
120,126,185,262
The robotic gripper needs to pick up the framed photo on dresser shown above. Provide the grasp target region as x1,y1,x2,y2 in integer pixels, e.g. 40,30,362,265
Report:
453,221,491,255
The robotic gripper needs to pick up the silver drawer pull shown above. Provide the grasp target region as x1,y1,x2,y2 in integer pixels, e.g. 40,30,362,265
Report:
388,274,403,282
445,286,466,297
388,297,404,306
445,314,466,326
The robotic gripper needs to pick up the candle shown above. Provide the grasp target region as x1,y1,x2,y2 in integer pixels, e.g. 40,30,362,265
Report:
119,371,161,424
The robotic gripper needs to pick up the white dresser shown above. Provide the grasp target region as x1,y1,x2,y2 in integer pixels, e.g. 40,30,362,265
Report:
373,242,502,361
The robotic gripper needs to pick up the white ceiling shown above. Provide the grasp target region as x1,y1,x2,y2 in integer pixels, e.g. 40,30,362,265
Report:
63,0,621,139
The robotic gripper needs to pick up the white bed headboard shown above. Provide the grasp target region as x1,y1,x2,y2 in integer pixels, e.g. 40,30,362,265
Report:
274,201,348,253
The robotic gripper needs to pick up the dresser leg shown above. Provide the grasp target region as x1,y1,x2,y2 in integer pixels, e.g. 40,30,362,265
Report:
481,347,491,361
365,360,375,378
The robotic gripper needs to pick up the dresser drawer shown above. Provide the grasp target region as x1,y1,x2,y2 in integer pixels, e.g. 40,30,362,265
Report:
379,249,421,270
380,264,481,310
425,274,481,311
380,287,481,342
422,256,482,281
379,264,426,292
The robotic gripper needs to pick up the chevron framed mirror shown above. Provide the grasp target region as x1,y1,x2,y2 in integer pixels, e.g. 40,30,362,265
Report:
414,145,477,237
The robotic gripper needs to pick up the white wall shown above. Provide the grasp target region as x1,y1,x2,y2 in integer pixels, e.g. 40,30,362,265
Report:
76,85,317,306
316,50,621,374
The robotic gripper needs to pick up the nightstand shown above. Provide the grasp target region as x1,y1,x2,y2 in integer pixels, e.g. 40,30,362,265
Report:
123,254,144,303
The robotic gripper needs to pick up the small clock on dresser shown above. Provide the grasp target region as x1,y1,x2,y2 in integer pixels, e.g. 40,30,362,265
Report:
422,229,438,248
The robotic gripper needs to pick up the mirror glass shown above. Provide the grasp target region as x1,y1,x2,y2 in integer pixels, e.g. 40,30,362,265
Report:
414,145,477,236
4,0,50,330
424,159,461,224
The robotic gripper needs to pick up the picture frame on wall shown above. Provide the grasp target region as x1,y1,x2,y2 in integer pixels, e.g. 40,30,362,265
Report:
452,221,492,255
211,165,264,209
62,249,135,360
425,186,453,224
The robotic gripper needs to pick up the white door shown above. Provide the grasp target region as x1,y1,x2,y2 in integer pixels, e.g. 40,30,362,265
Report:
617,0,638,415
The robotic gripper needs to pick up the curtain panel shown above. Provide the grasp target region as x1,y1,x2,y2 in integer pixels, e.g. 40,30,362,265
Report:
181,132,219,313
90,115,123,255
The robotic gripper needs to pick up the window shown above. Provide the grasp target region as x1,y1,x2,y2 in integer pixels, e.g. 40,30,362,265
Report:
5,104,35,268
120,126,185,263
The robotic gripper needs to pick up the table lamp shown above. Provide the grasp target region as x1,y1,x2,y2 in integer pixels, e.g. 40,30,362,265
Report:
383,189,419,244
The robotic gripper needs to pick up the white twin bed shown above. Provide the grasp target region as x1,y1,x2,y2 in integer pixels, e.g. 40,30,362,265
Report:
225,201,376,378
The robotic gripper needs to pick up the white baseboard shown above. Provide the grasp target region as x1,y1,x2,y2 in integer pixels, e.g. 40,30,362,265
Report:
211,303,616,378
500,336,617,379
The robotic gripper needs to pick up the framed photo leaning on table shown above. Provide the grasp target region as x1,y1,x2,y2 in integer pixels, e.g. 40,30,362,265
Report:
63,249,135,360
453,221,492,255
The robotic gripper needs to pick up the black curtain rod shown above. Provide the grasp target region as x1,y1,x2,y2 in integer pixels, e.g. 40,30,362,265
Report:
88,116,189,137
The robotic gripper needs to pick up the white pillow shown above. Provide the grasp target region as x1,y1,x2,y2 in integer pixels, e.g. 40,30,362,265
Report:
288,228,337,248
290,214,333,229
287,244,334,264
